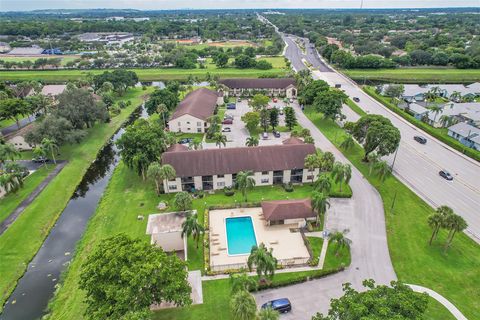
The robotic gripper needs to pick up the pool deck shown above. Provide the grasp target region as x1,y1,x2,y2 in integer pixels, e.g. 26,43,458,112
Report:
209,207,310,272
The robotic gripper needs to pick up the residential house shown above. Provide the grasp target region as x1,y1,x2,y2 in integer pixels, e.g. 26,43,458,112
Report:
261,199,316,228
146,211,189,260
427,102,480,128
40,84,67,98
405,103,429,120
161,139,318,193
447,122,480,150
168,88,222,133
396,83,480,103
219,78,297,98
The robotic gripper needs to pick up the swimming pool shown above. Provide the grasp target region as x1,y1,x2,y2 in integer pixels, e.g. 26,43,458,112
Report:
225,216,258,255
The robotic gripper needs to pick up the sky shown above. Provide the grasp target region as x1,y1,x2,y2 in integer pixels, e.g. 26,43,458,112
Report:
1,0,479,11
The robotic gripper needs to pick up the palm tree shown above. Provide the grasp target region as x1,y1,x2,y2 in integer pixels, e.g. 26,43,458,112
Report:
189,139,202,150
340,135,355,150
320,151,335,172
33,146,48,169
450,91,462,102
181,212,204,249
314,173,332,194
156,103,168,127
214,133,227,148
158,164,176,193
257,307,280,320
0,171,23,194
331,162,351,193
367,152,379,175
311,191,330,224
0,143,20,170
304,135,315,144
41,138,59,164
374,160,390,182
245,136,259,147
174,191,193,212
427,205,453,245
230,271,258,294
235,170,256,202
443,213,468,251
439,115,452,128
304,154,319,183
147,162,163,195
230,290,257,320
427,104,443,124
247,243,277,282
329,230,351,256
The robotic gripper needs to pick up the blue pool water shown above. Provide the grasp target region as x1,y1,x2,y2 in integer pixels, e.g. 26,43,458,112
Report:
226,216,257,255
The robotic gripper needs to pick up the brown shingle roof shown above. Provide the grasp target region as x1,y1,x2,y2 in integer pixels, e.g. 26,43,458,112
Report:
170,88,218,121
161,144,315,178
282,137,304,145
219,78,296,89
261,199,314,221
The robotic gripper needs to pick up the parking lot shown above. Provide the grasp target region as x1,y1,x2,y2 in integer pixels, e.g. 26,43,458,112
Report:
203,98,296,149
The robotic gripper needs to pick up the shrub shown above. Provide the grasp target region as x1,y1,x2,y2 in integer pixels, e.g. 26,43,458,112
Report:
110,105,121,117
283,182,294,192
224,186,235,196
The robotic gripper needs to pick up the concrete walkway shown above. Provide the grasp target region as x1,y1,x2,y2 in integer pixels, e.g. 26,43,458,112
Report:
0,161,67,235
408,284,468,320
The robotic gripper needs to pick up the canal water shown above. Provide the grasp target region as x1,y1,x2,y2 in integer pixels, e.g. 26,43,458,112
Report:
0,106,147,320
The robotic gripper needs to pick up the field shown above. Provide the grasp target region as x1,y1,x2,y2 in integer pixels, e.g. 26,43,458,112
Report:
343,68,480,84
0,55,79,66
0,87,152,310
46,160,351,319
0,57,288,82
182,40,257,50
304,107,480,319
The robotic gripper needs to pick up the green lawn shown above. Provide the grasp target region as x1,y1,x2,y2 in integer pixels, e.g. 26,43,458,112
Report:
363,86,480,162
0,55,79,66
0,165,55,224
0,118,18,129
46,152,352,319
304,107,480,319
0,57,288,82
343,68,480,84
0,87,152,310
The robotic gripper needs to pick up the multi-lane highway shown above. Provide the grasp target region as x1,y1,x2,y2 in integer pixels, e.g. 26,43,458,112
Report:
281,32,480,243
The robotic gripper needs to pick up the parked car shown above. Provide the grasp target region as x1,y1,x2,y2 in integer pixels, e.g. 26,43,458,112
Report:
289,98,294,103
261,298,292,313
272,98,278,103
273,131,281,138
262,132,268,140
414,136,427,144
221,127,231,132
224,114,234,120
353,97,360,102
32,156,49,163
226,103,236,110
178,138,192,144
222,119,233,125
237,98,241,102
335,84,342,88
439,170,453,181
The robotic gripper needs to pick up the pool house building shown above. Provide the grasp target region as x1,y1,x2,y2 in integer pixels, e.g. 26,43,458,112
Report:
161,140,318,193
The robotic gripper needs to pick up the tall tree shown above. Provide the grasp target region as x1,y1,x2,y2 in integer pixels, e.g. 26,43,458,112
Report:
235,170,256,202
284,106,297,130
181,212,204,249
313,90,348,120
427,206,453,245
304,154,320,183
312,191,330,224
79,234,191,319
331,162,351,193
213,133,227,148
329,230,351,256
0,98,31,129
259,108,270,133
340,135,355,150
314,173,332,194
249,94,269,111
245,136,259,147
147,162,163,195
0,143,20,170
257,307,280,320
40,138,59,164
230,271,258,294
443,213,468,251
241,111,260,133
269,107,279,131
247,243,277,282
374,160,390,182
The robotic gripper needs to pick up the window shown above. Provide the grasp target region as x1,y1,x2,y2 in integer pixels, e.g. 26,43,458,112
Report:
197,128,202,133
187,121,190,124
177,122,181,126
168,185,177,190
261,178,269,183
197,122,202,126
217,174,224,178
261,171,269,175
217,181,225,187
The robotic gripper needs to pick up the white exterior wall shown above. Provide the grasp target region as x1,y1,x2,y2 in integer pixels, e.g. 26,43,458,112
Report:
253,171,273,186
8,135,33,151
164,178,182,193
169,114,206,133
194,176,203,190
286,86,297,98
302,168,319,183
282,169,291,183
213,174,233,189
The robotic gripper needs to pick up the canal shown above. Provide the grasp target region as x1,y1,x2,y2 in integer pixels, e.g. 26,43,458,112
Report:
0,106,148,320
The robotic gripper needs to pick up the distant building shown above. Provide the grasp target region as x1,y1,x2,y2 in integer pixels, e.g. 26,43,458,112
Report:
168,88,223,133
7,46,44,55
77,32,134,45
389,83,480,103
40,85,67,98
427,102,480,128
219,78,297,98
161,139,318,193
405,103,429,120
133,17,150,22
0,42,11,53
447,122,480,150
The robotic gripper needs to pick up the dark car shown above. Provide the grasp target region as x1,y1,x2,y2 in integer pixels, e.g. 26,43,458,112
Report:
414,136,427,144
353,97,360,102
261,298,292,313
273,131,281,138
222,119,233,125
178,138,192,144
226,103,236,110
439,170,453,181
32,156,49,163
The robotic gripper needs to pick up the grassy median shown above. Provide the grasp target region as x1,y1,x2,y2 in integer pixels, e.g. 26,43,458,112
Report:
304,107,480,319
0,87,151,310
